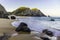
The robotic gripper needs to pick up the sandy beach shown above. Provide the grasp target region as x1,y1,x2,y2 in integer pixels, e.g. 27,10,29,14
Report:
0,18,60,40
0,18,41,40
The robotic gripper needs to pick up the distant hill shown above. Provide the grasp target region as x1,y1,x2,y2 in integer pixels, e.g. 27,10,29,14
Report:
0,4,46,18
12,7,46,17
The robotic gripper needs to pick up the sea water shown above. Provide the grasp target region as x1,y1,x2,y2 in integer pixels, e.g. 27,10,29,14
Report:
12,17,60,36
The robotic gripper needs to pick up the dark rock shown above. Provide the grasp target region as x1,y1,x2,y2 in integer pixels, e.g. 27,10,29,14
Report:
0,4,9,18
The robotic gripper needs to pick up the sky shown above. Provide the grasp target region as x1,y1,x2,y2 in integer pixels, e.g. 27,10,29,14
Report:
0,0,60,17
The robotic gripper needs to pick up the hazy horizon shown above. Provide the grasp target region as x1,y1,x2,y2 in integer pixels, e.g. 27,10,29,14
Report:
0,0,60,17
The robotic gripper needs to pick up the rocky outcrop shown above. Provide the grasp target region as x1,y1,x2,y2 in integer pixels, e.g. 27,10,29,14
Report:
12,7,46,17
0,4,46,18
0,4,9,18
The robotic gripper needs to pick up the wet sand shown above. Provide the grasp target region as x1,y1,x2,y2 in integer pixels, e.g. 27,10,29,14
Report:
0,18,41,40
0,18,60,40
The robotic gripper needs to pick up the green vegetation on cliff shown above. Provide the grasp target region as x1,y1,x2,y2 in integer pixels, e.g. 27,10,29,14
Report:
12,7,46,17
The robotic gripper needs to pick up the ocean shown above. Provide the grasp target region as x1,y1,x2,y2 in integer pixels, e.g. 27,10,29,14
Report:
12,17,60,36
